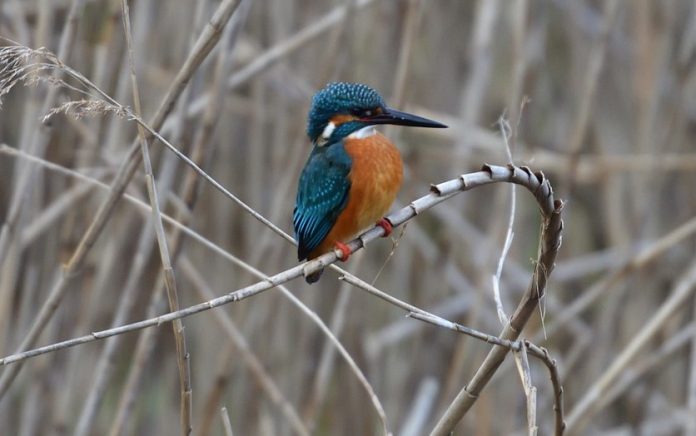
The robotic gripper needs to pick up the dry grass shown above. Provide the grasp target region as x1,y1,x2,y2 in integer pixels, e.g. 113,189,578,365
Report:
1,1,696,435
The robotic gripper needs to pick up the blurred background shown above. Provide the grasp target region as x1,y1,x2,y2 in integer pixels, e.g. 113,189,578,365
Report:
1,0,696,435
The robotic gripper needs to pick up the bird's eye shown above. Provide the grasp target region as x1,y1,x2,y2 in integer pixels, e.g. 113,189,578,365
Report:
351,108,376,118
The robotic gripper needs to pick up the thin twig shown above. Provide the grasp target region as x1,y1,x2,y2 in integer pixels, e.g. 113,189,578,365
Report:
513,344,538,436
371,224,407,286
341,274,516,350
0,164,556,433
220,407,234,436
526,341,565,436
491,116,515,325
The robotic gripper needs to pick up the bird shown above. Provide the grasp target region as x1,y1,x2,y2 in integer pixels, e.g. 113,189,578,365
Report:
293,82,447,283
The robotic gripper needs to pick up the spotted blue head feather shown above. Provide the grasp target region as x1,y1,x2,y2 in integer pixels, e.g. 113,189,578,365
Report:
306,82,386,143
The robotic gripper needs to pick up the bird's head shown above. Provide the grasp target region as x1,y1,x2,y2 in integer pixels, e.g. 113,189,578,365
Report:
306,82,446,146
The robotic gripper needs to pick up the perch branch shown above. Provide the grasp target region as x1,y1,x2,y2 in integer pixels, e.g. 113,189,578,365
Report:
0,165,562,365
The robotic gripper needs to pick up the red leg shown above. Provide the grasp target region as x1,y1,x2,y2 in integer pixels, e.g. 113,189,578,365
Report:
376,217,393,237
334,241,352,261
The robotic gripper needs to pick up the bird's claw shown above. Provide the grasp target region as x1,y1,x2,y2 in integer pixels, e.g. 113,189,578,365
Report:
376,217,393,237
334,242,352,261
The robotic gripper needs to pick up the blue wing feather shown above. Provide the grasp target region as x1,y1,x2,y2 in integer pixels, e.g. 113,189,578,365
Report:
294,141,352,260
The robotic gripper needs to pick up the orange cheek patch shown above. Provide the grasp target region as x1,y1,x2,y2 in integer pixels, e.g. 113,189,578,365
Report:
330,114,356,125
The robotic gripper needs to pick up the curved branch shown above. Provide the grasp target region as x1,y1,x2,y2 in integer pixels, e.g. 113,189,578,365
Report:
524,341,565,436
430,164,564,436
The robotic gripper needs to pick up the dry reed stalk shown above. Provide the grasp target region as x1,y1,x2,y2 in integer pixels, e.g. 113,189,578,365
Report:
0,0,242,401
0,0,85,272
562,0,620,196
119,2,193,434
183,0,380,118
107,3,249,430
301,256,365,432
181,258,310,436
565,260,696,434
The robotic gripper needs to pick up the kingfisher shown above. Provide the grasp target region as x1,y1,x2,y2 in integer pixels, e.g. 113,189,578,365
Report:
294,82,447,283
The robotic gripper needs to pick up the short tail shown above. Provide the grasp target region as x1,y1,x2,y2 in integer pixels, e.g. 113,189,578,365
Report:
305,268,324,284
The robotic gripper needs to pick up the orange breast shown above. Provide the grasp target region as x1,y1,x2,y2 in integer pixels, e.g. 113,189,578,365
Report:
309,132,403,259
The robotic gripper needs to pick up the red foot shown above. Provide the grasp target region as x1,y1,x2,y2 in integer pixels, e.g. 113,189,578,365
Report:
376,218,393,237
334,241,352,261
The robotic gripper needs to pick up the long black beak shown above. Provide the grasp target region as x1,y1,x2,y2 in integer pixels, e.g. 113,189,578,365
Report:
365,107,447,128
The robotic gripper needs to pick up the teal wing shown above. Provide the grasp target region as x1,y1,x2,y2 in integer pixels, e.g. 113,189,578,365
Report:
294,142,352,260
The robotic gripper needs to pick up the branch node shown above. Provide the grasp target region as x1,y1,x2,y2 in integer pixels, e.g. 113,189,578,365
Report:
463,386,478,399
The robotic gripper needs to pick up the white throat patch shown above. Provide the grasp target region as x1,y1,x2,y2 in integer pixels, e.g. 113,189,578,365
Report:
348,125,376,139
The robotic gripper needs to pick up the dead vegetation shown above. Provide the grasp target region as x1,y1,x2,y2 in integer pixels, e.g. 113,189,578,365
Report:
1,1,695,435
